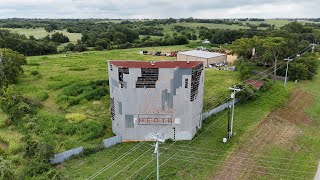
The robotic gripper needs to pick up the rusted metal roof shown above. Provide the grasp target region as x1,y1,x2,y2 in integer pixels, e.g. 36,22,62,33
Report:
246,79,264,90
109,60,203,68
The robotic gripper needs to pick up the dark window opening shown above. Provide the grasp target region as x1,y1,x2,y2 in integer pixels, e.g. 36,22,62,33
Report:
110,98,115,121
190,63,203,101
118,68,129,88
136,68,159,88
110,64,113,71
185,78,188,88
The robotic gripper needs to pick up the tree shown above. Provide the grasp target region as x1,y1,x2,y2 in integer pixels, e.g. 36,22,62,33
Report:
261,37,286,83
289,63,308,80
51,32,70,43
0,49,27,88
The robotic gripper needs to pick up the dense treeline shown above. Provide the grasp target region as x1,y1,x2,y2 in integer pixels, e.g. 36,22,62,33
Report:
1,19,320,55
199,27,266,44
231,22,320,81
0,30,58,55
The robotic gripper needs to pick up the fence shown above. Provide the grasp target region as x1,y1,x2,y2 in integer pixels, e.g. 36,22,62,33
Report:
103,135,122,148
50,135,122,164
202,98,240,121
50,147,84,164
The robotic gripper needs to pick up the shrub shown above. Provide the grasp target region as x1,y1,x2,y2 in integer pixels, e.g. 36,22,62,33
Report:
0,87,41,124
28,63,40,66
0,156,15,179
235,60,255,80
35,91,49,101
289,63,308,81
65,113,87,123
57,80,109,106
30,70,39,76
68,67,88,71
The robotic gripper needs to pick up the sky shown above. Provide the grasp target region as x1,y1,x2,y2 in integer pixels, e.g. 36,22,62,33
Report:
0,0,319,19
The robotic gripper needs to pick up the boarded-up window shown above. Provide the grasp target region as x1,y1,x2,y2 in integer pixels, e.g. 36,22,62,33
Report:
125,115,134,128
118,101,122,115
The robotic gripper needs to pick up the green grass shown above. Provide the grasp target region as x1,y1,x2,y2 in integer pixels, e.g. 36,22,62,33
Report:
6,45,239,153
60,82,293,179
253,59,320,179
1,28,82,43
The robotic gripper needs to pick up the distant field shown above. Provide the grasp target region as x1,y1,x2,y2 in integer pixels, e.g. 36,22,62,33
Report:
1,28,82,43
166,22,248,30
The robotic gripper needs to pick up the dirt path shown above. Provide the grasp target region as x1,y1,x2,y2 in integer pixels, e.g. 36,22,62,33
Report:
213,89,314,180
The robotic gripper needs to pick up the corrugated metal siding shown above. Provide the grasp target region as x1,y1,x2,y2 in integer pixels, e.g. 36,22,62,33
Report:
108,62,204,141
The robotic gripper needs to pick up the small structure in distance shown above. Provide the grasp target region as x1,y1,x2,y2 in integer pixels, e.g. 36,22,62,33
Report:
177,50,227,68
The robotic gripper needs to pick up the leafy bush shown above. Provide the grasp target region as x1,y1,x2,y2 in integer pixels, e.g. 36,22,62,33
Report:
235,60,255,80
289,63,308,81
27,63,40,66
30,70,39,76
65,113,87,123
0,87,40,124
0,156,15,179
0,49,27,88
68,67,88,71
57,80,109,106
35,91,49,101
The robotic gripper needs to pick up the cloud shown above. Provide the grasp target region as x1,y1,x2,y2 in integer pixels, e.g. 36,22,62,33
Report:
0,0,318,19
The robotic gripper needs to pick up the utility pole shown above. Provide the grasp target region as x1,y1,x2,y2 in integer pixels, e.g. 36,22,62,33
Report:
284,58,293,87
153,134,165,180
311,43,317,53
227,105,231,139
228,86,241,138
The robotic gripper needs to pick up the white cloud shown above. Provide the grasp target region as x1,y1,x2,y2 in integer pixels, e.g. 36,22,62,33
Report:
0,0,318,18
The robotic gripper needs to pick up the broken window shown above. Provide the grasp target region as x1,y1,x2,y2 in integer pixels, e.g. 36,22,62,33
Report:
125,115,134,128
185,78,188,88
110,98,115,121
136,68,159,88
118,68,129,88
190,63,203,101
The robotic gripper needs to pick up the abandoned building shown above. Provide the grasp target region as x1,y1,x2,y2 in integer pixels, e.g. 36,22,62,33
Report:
108,60,204,141
177,50,227,67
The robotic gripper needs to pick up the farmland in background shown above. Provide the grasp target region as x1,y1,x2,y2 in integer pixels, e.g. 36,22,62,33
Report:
1,27,82,43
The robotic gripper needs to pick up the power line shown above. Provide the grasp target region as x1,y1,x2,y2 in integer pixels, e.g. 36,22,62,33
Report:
100,45,315,179
87,142,146,180
172,154,315,174
160,147,317,168
109,146,154,180
168,156,307,180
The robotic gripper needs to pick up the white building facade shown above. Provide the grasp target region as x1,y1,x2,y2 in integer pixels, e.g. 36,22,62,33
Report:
108,61,204,141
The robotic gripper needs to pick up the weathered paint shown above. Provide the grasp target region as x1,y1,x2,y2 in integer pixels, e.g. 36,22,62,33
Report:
108,61,204,141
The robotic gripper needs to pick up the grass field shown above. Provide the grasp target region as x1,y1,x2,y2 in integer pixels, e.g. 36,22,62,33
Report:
60,58,320,179
60,81,294,179
0,45,238,155
1,28,82,43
